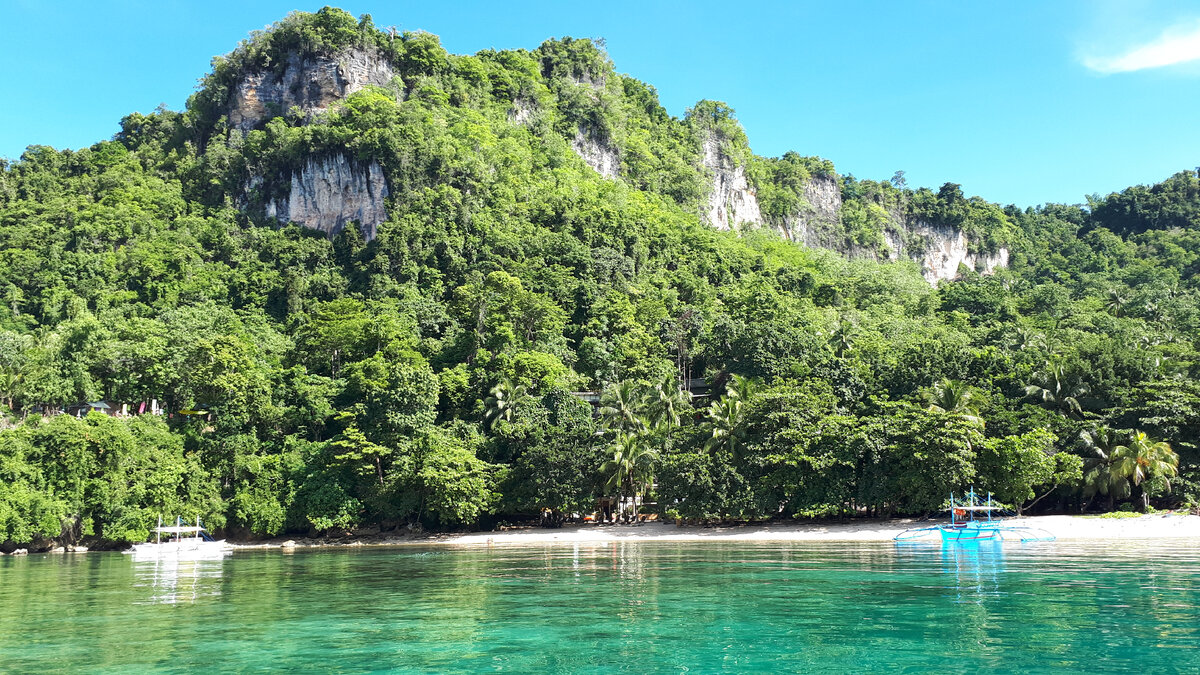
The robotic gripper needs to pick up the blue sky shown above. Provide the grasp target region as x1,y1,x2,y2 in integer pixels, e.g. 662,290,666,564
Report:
2,0,1199,207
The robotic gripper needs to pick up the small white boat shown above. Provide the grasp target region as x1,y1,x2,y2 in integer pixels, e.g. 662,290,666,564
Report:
127,516,231,560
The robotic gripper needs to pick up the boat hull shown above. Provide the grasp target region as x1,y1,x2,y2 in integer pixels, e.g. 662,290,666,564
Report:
938,523,1002,542
128,540,230,560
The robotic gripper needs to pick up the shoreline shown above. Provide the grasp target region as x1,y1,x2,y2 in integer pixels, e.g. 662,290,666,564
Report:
229,513,1200,550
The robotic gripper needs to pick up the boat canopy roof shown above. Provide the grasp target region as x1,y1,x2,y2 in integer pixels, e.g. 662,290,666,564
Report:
153,526,206,534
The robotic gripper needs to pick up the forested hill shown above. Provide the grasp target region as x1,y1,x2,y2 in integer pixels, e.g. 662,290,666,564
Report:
0,7,1198,548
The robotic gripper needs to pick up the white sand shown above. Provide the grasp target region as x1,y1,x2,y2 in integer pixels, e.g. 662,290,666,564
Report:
424,513,1200,546
233,513,1200,549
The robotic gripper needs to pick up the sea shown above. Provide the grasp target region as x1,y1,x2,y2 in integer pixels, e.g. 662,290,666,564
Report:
2,540,1198,672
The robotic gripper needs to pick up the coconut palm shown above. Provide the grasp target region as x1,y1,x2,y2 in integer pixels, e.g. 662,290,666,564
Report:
0,366,22,410
599,380,647,434
1111,431,1178,510
1105,289,1128,317
1024,359,1089,418
483,377,530,430
600,429,659,522
1007,326,1046,353
1079,427,1129,511
924,378,984,428
705,394,747,460
828,322,854,358
725,373,759,405
645,374,688,430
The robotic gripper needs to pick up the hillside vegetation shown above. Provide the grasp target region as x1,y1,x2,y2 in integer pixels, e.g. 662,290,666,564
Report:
0,8,1197,546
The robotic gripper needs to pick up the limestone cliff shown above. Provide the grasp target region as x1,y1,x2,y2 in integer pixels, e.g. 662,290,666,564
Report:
765,175,1008,285
262,154,389,240
701,133,761,231
777,175,843,248
227,47,396,131
572,127,620,179
882,224,1009,284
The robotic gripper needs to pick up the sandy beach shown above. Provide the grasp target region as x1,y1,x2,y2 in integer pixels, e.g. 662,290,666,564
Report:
235,513,1200,549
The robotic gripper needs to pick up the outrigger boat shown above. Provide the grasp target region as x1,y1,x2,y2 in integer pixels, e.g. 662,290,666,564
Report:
893,488,1055,543
126,516,230,559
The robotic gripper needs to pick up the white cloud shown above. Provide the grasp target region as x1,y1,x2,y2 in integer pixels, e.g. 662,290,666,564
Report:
1083,19,1200,73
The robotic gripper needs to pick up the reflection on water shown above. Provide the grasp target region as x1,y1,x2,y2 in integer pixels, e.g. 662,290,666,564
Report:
132,557,225,605
4,542,1200,672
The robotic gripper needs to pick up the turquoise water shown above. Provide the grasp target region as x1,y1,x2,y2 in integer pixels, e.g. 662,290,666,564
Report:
2,541,1199,672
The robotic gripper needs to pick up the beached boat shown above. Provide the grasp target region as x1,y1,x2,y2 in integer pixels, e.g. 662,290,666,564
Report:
893,489,1055,543
127,516,230,559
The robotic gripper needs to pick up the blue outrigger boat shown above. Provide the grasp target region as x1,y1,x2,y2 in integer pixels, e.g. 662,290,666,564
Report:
893,488,1055,543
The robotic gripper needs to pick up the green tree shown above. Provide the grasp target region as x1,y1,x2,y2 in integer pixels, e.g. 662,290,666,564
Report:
923,378,984,428
1025,359,1089,418
600,430,658,522
1111,431,1179,511
483,377,531,430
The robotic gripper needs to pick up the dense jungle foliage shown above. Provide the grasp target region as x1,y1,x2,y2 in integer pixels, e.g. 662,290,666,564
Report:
1,8,1198,546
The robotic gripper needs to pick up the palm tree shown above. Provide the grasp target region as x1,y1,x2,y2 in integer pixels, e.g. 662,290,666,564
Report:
1025,359,1089,418
705,395,746,460
599,380,647,434
601,430,659,522
725,374,759,405
645,374,688,430
1008,326,1046,353
828,321,854,358
924,378,984,428
483,377,530,430
1111,431,1179,511
1105,289,1128,317
1079,427,1129,511
0,366,22,410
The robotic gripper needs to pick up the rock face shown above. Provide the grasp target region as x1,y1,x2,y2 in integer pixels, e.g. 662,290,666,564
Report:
883,223,1009,284
507,98,537,126
227,48,396,131
778,174,843,248
572,127,620,179
701,133,761,231
264,154,389,239
765,175,1008,285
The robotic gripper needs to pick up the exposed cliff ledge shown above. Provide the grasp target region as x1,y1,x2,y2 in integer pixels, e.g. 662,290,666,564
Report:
263,154,389,240
701,133,761,231
767,175,1008,285
572,127,620,179
777,174,843,248
227,47,396,131
884,224,1009,285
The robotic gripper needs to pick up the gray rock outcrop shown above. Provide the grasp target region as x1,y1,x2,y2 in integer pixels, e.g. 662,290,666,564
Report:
883,224,1009,284
778,174,843,248
264,154,389,239
765,175,1008,285
572,127,620,179
227,47,396,131
701,133,761,231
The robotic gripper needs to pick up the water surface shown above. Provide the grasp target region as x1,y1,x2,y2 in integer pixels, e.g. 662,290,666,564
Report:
2,541,1199,672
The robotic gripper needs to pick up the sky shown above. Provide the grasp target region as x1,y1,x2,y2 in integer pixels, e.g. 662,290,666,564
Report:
2,0,1199,208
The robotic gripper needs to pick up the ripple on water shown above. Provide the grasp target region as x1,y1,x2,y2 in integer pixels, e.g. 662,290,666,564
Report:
1,541,1200,672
